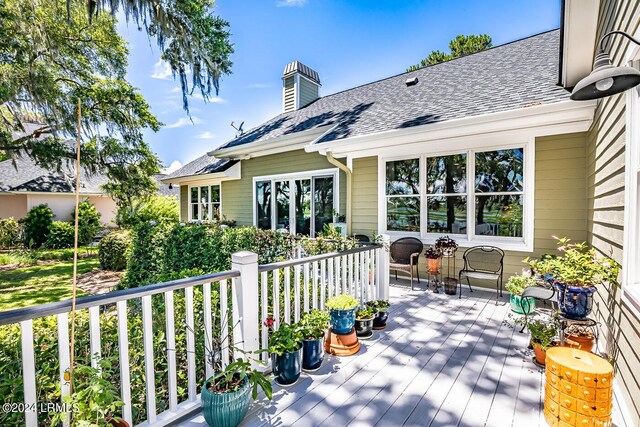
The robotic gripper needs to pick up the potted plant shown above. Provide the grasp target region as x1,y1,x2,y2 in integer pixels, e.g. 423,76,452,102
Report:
564,325,596,352
528,316,559,366
424,246,442,274
326,294,359,334
530,238,620,319
269,322,304,385
299,309,330,371
435,236,458,257
505,273,537,314
354,305,376,339
367,299,391,329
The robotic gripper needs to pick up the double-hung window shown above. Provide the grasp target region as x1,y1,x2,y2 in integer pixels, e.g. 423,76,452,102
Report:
190,184,221,221
383,145,529,249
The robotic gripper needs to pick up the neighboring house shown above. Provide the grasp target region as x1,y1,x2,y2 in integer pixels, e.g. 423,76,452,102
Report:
164,1,640,422
0,155,178,225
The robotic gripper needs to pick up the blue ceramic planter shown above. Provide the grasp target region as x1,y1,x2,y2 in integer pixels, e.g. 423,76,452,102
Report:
329,307,357,335
201,376,251,427
272,347,302,385
555,283,596,319
302,337,324,371
509,294,536,315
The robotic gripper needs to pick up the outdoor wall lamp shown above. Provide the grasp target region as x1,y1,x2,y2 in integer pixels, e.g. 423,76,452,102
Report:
571,30,640,100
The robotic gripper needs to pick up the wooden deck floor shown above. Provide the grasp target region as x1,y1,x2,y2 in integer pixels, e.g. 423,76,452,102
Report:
180,280,629,427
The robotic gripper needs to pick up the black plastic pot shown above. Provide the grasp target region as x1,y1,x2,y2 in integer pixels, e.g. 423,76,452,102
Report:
372,310,389,329
271,348,302,385
355,317,374,338
302,336,324,371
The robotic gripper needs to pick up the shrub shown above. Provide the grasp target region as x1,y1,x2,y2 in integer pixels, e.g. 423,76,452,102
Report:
299,310,329,340
73,200,102,245
116,195,179,229
326,294,359,310
505,273,537,296
99,230,132,271
44,221,75,249
21,204,53,248
0,217,22,249
268,322,303,355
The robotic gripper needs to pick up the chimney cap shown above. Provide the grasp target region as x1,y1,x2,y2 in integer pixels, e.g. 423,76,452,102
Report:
283,61,321,85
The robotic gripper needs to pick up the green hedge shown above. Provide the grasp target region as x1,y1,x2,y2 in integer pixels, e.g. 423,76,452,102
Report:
99,230,131,271
0,218,21,249
44,221,75,249
21,204,53,248
73,200,102,245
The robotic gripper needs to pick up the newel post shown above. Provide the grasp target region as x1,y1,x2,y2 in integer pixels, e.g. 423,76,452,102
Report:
378,234,390,300
231,251,260,357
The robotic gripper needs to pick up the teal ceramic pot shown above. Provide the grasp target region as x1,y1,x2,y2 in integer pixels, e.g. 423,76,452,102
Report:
201,376,251,427
509,294,536,314
329,307,357,334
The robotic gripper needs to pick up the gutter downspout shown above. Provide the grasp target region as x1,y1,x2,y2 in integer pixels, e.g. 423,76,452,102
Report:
325,151,352,236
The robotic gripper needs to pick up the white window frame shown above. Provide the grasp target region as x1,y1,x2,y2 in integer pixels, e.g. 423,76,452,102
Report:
188,183,222,221
622,38,640,313
252,168,340,236
378,140,535,252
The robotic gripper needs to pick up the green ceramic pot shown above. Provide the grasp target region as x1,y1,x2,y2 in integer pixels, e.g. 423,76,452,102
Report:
201,375,252,427
509,294,536,315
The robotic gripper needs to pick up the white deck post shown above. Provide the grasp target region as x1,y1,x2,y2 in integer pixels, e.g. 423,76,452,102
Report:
232,251,260,361
378,234,390,300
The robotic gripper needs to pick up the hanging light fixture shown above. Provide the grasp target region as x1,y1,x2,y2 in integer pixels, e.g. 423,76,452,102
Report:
571,31,640,100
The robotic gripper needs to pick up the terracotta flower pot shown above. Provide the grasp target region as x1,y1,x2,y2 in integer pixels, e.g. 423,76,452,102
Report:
533,343,547,365
564,333,595,352
108,418,131,427
427,258,440,274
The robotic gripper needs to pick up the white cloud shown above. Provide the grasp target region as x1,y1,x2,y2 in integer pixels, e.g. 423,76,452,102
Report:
151,60,173,80
163,160,182,174
276,0,306,6
196,131,216,140
165,116,203,129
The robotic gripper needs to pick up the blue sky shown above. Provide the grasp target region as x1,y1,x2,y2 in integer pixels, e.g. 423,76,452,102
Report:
118,0,561,173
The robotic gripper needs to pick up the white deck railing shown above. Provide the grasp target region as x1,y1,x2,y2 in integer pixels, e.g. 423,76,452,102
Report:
0,240,389,427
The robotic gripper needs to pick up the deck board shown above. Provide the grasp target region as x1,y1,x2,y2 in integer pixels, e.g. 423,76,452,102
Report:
179,280,628,427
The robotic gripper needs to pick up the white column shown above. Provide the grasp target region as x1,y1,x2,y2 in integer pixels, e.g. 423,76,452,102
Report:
231,251,260,358
378,234,391,300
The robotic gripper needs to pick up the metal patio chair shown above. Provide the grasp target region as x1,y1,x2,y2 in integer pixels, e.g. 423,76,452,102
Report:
458,246,505,301
389,237,423,290
518,282,557,332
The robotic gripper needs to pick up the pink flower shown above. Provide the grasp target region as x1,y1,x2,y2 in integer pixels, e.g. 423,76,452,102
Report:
263,317,275,328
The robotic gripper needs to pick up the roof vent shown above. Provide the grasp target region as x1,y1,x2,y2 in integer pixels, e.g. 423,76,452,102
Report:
405,76,419,87
282,61,321,112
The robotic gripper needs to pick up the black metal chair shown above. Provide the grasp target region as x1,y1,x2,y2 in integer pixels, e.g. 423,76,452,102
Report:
389,237,423,290
458,246,505,300
519,281,556,332
354,234,371,243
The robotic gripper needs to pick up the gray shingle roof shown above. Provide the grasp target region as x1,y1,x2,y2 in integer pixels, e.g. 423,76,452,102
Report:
164,155,237,180
218,30,569,150
0,155,110,193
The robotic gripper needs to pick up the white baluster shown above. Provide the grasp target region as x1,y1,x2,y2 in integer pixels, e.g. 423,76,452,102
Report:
116,301,133,423
320,259,326,309
261,271,268,362
203,282,213,380
303,262,310,313
220,279,229,368
164,292,178,412
328,257,334,300
185,286,196,401
342,255,347,294
273,270,280,329
21,320,37,427
88,306,101,370
294,264,301,322
284,266,291,324
141,295,156,422
349,253,354,295
312,260,318,309
57,313,71,427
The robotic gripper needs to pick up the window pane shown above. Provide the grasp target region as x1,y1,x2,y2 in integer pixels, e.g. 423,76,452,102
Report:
191,203,198,220
475,195,523,237
211,185,220,203
314,177,334,236
200,186,209,220
387,197,420,232
295,179,311,235
256,181,272,230
475,149,524,192
427,196,467,234
276,181,290,232
426,154,467,194
212,203,221,221
190,187,198,203
386,159,419,195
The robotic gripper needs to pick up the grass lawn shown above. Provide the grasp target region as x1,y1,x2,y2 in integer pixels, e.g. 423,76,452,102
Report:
0,257,97,311
0,246,94,266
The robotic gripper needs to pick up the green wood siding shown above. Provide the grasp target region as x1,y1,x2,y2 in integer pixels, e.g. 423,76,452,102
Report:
180,185,188,221
221,150,346,226
299,78,319,108
351,156,378,237
586,1,640,424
